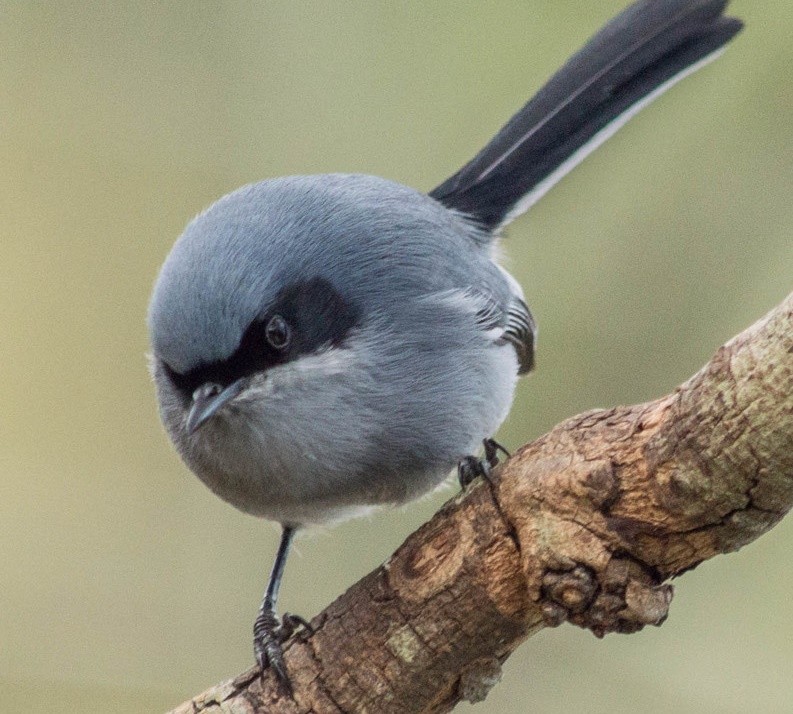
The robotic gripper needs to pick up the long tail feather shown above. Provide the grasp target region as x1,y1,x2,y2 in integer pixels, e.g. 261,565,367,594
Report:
429,0,742,231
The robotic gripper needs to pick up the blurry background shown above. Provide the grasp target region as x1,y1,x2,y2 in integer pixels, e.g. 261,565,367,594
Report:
1,1,791,712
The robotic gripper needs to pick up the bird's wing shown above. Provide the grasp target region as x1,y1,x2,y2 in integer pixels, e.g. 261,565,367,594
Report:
440,287,536,375
498,295,536,374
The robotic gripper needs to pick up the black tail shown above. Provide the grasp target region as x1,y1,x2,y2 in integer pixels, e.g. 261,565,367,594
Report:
429,0,742,231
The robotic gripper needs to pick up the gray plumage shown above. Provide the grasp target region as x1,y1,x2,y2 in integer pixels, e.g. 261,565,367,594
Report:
147,0,742,686
150,174,523,525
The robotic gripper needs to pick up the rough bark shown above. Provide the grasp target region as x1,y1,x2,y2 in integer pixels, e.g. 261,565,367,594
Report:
169,292,793,714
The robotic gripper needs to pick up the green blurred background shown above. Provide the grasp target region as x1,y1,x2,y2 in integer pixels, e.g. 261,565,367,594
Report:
1,2,791,712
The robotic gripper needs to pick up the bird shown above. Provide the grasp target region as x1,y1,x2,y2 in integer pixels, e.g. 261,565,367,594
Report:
148,0,742,692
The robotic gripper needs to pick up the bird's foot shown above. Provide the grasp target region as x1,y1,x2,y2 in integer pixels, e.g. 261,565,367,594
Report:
483,437,510,467
253,606,312,693
458,438,511,489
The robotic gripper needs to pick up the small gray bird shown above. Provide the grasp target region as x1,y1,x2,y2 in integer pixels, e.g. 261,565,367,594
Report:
148,0,741,689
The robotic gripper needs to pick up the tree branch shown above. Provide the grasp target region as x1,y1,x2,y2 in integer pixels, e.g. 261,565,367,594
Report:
169,292,793,714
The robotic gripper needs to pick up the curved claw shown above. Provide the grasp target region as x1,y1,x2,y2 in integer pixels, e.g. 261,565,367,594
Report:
253,608,293,693
282,612,314,637
484,438,510,467
458,455,491,489
459,438,511,490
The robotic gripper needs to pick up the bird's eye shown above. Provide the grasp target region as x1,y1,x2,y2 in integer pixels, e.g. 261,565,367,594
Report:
265,314,291,350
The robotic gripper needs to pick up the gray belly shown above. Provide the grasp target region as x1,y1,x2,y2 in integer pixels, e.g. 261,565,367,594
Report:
167,341,519,527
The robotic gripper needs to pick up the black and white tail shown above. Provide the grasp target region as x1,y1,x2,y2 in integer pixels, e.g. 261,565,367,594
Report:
429,0,742,231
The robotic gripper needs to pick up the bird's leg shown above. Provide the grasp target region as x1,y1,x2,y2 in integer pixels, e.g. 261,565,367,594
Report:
253,525,311,693
458,438,511,489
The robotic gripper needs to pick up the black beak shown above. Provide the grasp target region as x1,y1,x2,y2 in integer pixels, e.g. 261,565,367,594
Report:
186,380,245,434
